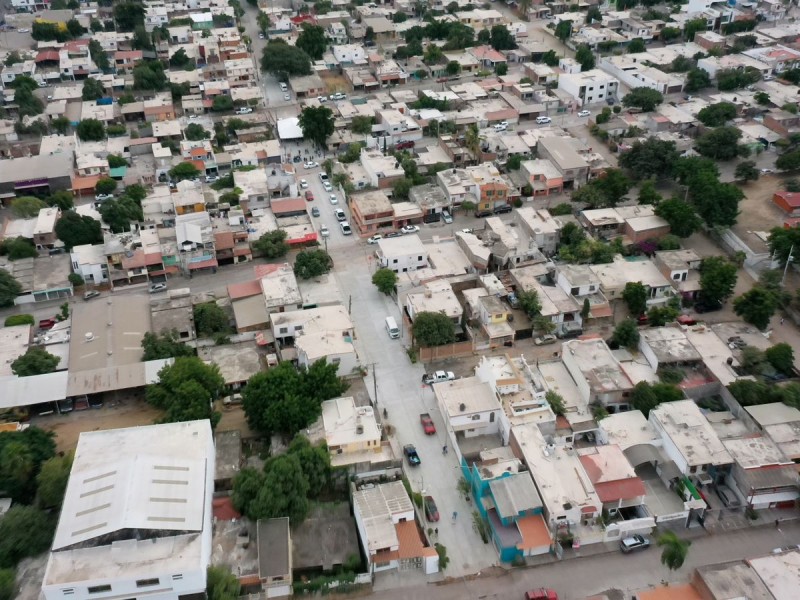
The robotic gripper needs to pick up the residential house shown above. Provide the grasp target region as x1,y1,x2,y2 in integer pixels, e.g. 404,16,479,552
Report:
638,327,702,372
745,403,800,469
32,207,60,249
468,45,507,69
320,397,385,468
70,243,109,285
650,400,734,485
519,159,564,197
360,148,405,190
350,189,394,237
483,217,545,270
590,255,674,306
577,445,647,515
405,280,463,323
653,249,703,300
722,436,799,510
352,481,438,574
562,338,635,411
579,206,670,244
434,376,503,445
375,234,428,273
467,164,513,214
295,325,359,377
515,207,562,255
475,294,515,348
270,304,353,343
256,518,292,598
536,137,590,188
558,70,620,106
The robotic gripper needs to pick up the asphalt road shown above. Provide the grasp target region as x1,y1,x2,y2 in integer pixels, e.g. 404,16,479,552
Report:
374,521,800,600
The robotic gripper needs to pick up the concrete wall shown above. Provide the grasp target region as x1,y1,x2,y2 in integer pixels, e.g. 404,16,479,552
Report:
418,340,474,361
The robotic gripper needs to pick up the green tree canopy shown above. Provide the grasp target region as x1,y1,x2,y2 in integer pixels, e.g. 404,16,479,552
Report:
207,566,241,600
351,116,374,135
261,39,312,77
697,102,736,127
287,436,331,498
684,67,711,92
655,197,702,238
612,318,640,350
249,454,310,525
554,20,572,42
241,360,348,437
193,302,230,337
575,44,595,70
622,87,664,112
0,269,22,309
146,357,225,426
77,118,106,141
766,343,795,376
169,162,201,181
141,330,195,361
694,126,742,160
11,347,59,377
253,230,289,258
99,196,143,232
489,25,517,51
699,256,738,305
55,211,103,249
95,177,117,195
618,138,679,180
372,268,398,295
82,77,105,101
767,226,800,265
517,289,542,318
734,160,759,182
627,37,646,53
657,531,691,572
298,106,335,149
133,61,167,90
11,196,47,218
0,506,56,568
296,24,328,60
294,249,332,279
412,311,456,347
0,237,37,260
0,569,15,600
622,282,648,317
0,427,56,504
185,123,210,141
36,451,73,509
733,287,778,330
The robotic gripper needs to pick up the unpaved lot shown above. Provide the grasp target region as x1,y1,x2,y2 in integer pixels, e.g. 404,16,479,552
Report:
731,174,793,253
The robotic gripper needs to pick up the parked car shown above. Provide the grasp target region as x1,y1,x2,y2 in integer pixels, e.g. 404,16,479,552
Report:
311,206,320,217
385,231,402,238
420,413,436,435
716,484,741,508
149,283,167,293
577,110,591,118
760,168,774,174
442,209,453,224
677,314,697,326
317,95,327,103
335,209,346,222
320,225,329,238
83,291,101,301
525,590,558,600
39,318,57,330
423,495,440,522
299,179,309,189
494,204,513,214
367,234,382,244
304,161,319,169
305,190,314,202
507,292,520,308
422,371,455,385
534,334,557,346
536,116,552,125
474,210,493,218
403,445,421,466
329,194,338,204
259,32,265,39
323,181,333,192
205,175,217,183
395,140,415,150
95,193,114,202
619,534,650,553
340,221,352,235
494,121,508,131
235,107,253,115
401,224,419,234
283,93,291,101
319,172,329,182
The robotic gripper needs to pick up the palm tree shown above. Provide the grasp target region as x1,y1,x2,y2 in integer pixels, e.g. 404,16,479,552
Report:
657,531,691,571
465,124,481,156
518,0,533,21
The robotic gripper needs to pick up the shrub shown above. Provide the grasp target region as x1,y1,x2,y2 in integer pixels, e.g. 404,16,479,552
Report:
4,314,34,327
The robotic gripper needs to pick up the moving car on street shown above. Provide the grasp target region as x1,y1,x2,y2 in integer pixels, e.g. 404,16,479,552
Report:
404,445,421,466
422,371,455,385
420,413,436,435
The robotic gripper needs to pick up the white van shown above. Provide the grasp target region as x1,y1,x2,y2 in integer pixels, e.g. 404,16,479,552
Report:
385,316,400,339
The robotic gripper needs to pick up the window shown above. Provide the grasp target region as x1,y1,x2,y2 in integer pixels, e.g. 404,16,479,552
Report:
417,255,423,261
62,590,75,596
486,190,494,196
673,273,682,281
295,325,303,332
88,586,112,594
279,327,288,334
489,412,495,422
471,414,480,421
392,259,398,264
331,358,340,365
136,579,159,588
171,575,183,581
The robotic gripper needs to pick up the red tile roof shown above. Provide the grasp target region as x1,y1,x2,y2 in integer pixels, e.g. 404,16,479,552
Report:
271,198,307,215
592,479,646,503
228,279,262,299
516,514,552,551
35,50,60,62
215,231,235,250
188,257,218,270
254,263,283,278
775,190,800,208
212,497,241,521
71,174,101,192
394,520,437,560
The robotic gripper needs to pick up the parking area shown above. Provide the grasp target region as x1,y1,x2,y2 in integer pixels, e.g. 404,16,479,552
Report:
636,463,685,517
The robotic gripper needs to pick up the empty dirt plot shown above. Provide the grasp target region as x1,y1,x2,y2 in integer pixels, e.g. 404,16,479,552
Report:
32,398,163,453
730,174,791,254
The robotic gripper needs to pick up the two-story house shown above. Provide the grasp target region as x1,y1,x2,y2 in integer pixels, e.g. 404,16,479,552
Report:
653,249,703,300
375,234,428,273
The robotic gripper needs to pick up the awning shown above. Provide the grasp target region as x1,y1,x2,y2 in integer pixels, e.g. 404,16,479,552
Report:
624,443,664,468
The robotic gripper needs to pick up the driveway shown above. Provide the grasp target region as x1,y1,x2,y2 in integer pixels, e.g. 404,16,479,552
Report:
329,239,499,577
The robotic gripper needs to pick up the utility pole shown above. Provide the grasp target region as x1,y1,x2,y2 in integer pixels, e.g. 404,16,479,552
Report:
364,362,378,407
782,244,794,287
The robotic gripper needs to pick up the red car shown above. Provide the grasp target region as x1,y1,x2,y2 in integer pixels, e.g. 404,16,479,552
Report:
305,190,314,201
38,318,56,330
420,413,436,435
677,314,697,326
525,590,558,600
424,495,439,522
395,140,415,150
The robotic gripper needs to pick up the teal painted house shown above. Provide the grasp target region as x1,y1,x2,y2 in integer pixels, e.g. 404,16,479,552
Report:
463,458,552,562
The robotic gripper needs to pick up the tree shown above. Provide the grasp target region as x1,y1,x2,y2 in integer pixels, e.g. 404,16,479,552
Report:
657,531,691,572
446,61,461,76
11,348,59,377
622,282,648,317
767,226,800,265
575,44,595,71
685,18,708,42
0,270,22,309
766,343,795,376
695,126,742,161
545,390,566,416
133,61,167,90
716,67,760,91
412,311,456,347
627,38,646,53
141,330,195,360
571,184,608,209
648,304,680,327
241,360,347,437
655,197,702,238
593,169,631,205
541,50,559,67
95,177,117,195
99,197,143,232
351,116,373,135
0,569,15,600
424,44,444,65
253,230,289,258
13,84,43,118
296,24,327,60
581,298,591,320
11,196,47,218
169,162,201,181
287,436,330,498
36,452,73,509
4,314,34,327
211,95,234,112
55,211,103,249
697,102,736,127
630,382,683,417
618,138,679,180
699,257,737,305
661,27,682,43
754,91,771,106
114,1,146,32
193,302,230,337
207,566,240,600
776,150,800,172
691,179,743,228
169,48,192,68
106,154,127,168
734,287,779,330
298,106,335,149
517,290,542,318
146,357,225,427
88,39,109,71
734,161,759,182
489,25,517,51
636,180,662,206
622,87,664,112
0,237,37,260
0,506,56,568
294,249,332,279
261,40,312,77
372,268,398,294
554,20,572,42
82,78,105,101
232,468,264,515
586,6,602,24
77,118,106,141
249,454,310,525
612,319,640,350
51,116,71,135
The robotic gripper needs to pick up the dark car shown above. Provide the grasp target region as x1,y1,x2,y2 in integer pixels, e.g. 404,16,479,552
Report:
493,204,513,214
716,484,740,508
694,299,722,314
384,231,402,238
474,210,493,218
395,140,415,150
403,445,421,466
424,495,439,522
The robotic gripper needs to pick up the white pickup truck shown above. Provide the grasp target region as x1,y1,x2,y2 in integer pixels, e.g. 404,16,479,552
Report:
422,371,456,385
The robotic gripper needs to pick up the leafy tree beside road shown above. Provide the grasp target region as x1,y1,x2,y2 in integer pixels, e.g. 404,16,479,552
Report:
699,256,738,305
695,126,742,160
294,249,332,279
252,230,289,258
261,39,312,77
146,357,225,427
141,330,195,360
697,102,736,127
296,24,328,60
55,212,103,249
622,87,664,112
622,282,648,317
655,197,702,238
618,138,679,180
298,106,335,149
193,302,231,338
412,311,456,347
611,319,640,350
657,531,691,572
372,268,398,294
734,287,779,330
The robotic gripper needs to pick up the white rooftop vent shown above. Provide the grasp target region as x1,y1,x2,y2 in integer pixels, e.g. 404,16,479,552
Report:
85,332,95,342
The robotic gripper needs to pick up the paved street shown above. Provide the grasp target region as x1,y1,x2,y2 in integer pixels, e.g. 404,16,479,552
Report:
373,521,800,600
